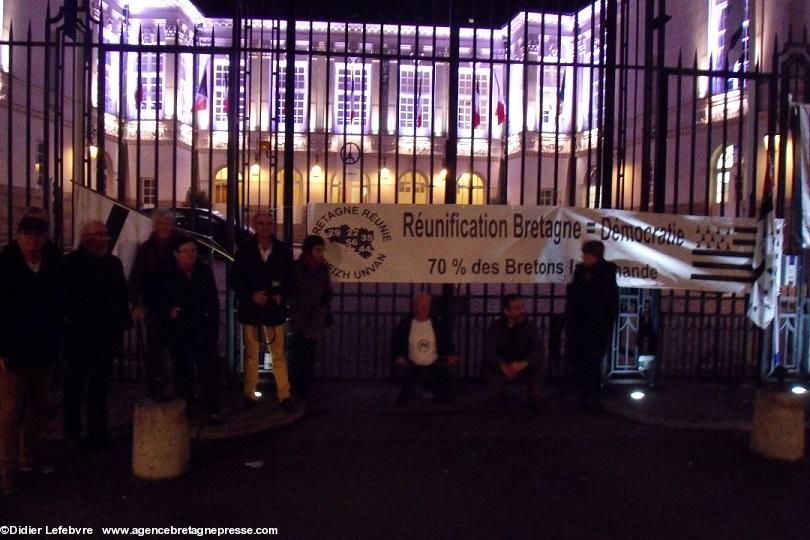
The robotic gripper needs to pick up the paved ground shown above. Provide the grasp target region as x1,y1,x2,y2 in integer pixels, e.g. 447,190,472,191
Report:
2,380,809,538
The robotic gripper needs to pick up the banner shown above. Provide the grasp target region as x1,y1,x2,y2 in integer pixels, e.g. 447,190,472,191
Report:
796,103,810,248
73,183,153,278
308,203,784,293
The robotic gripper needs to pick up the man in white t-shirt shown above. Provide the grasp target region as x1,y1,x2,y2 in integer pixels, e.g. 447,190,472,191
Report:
391,293,458,403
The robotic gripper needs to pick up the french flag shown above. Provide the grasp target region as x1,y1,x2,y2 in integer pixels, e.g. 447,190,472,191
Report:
472,79,481,129
193,68,208,112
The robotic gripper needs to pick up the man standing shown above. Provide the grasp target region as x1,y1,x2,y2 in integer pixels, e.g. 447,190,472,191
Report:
565,240,619,410
0,212,62,495
484,294,543,408
391,292,457,403
61,221,133,449
129,208,183,399
229,212,295,411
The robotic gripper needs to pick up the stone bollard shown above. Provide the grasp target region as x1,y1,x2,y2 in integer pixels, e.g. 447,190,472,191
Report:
132,399,191,479
750,389,806,462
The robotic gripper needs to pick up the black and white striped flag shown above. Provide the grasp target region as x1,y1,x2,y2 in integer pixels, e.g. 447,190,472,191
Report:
748,160,781,328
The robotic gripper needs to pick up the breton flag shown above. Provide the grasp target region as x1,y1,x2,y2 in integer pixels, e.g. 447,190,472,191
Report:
795,103,810,248
472,78,481,129
748,159,781,329
494,71,506,125
193,66,209,111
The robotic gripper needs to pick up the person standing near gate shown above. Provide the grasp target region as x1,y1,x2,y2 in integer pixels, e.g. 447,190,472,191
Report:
0,212,62,495
565,240,619,411
61,221,133,450
287,234,333,403
229,212,295,412
129,208,184,399
161,235,222,423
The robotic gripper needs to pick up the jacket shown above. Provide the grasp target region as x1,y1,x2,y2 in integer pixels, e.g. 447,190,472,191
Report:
61,246,133,357
0,241,62,369
565,260,620,358
287,257,333,340
159,260,220,346
484,317,543,372
229,236,294,326
129,231,185,312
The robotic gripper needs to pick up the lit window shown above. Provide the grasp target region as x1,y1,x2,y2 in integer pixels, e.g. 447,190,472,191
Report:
457,173,485,205
335,60,370,134
134,52,163,114
275,169,305,208
142,178,156,207
399,64,432,134
330,173,369,203
398,171,428,204
213,59,247,129
713,144,735,206
708,0,749,94
273,61,308,129
213,168,244,205
458,68,489,134
538,188,557,206
539,66,566,132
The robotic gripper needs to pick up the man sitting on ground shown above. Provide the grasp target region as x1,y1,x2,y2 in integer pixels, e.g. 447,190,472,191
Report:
391,293,458,403
483,294,543,409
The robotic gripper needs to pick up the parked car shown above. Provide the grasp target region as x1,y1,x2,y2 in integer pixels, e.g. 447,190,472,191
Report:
143,207,254,259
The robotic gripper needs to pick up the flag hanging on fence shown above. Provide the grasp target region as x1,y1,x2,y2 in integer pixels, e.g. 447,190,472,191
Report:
472,78,481,129
748,159,781,329
494,71,506,125
795,103,810,248
193,65,209,111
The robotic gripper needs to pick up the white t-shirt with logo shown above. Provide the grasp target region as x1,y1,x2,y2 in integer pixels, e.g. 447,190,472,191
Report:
408,319,438,366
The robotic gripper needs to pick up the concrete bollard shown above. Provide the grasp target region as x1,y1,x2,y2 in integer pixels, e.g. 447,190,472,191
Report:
132,399,191,479
750,389,806,462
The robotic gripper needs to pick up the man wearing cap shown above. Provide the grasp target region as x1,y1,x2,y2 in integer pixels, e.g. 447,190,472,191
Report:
61,221,132,449
565,240,619,411
0,211,62,495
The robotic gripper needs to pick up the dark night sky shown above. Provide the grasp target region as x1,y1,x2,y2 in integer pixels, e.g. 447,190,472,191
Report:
191,0,592,26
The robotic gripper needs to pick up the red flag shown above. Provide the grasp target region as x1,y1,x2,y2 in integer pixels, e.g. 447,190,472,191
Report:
472,79,481,129
193,67,208,111
494,72,505,125
134,83,143,106
350,64,357,121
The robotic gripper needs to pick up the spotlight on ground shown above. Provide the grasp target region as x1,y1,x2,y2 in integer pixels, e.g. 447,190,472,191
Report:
630,390,646,401
790,385,807,396
254,391,263,398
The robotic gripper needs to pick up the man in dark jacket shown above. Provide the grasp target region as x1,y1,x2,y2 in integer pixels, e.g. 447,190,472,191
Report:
565,240,619,410
0,212,62,495
484,294,543,408
160,235,221,423
229,212,295,411
129,208,184,399
391,292,458,403
61,221,133,449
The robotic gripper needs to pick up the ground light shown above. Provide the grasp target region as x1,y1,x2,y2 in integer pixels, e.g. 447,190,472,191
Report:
790,385,807,396
630,390,646,401
254,391,263,399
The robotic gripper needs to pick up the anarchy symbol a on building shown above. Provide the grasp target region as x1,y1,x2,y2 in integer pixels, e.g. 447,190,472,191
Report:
339,142,361,165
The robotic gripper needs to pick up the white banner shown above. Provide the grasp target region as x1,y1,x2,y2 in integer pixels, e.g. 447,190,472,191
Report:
796,103,810,248
308,203,784,293
73,183,153,277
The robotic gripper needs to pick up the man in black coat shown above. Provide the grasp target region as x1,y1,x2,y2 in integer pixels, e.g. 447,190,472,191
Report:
565,240,619,410
0,212,62,495
391,293,458,403
229,212,295,411
61,221,133,449
129,208,184,399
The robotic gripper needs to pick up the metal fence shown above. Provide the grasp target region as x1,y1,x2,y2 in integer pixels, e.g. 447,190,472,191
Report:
1,0,809,382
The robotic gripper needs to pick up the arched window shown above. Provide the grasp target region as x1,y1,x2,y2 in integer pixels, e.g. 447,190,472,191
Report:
456,172,485,205
275,169,305,209
330,172,370,203
213,168,244,205
711,144,735,206
397,171,428,204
